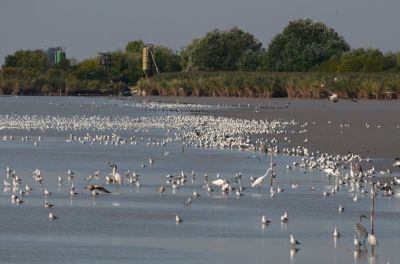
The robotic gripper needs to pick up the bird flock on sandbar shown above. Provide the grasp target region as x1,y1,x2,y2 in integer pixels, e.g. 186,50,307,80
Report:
1,99,399,261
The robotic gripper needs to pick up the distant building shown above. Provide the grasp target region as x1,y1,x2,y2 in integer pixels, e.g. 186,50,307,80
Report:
47,47,65,64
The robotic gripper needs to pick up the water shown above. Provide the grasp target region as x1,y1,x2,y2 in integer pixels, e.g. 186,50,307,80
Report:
0,96,399,264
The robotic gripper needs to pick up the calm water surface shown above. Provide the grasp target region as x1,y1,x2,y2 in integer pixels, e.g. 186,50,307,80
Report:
0,96,399,264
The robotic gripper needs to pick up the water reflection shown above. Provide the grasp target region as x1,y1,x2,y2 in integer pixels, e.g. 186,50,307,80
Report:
290,248,300,264
333,237,338,249
354,245,368,264
369,246,377,264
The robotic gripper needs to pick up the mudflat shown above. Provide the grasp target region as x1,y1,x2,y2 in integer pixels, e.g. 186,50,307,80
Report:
146,96,400,171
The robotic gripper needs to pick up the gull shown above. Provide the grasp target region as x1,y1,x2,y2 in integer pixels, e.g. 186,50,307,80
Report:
281,211,289,223
176,215,183,223
394,177,400,185
114,172,122,185
338,204,344,213
3,180,11,187
70,189,78,196
393,159,400,168
156,185,165,195
261,215,271,225
292,184,300,189
58,175,63,183
333,227,340,238
49,212,58,220
44,188,52,196
289,234,301,247
44,202,54,208
184,197,192,208
15,197,24,205
193,189,200,197
84,184,111,193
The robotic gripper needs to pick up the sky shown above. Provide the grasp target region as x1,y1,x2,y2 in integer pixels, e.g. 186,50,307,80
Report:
1,0,400,64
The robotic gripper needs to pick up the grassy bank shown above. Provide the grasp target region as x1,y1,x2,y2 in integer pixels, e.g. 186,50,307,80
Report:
135,72,400,99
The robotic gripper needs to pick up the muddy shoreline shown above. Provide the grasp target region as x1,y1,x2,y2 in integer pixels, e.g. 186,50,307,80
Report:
144,96,400,172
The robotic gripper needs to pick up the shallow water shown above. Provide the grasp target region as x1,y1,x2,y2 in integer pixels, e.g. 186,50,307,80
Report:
0,96,399,264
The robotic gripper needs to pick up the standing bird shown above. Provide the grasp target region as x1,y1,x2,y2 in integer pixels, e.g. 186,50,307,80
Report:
175,215,183,223
281,211,289,223
355,214,368,244
261,215,271,225
289,234,301,247
156,185,165,195
184,197,192,208
251,168,272,191
48,212,58,220
107,161,122,185
333,227,340,238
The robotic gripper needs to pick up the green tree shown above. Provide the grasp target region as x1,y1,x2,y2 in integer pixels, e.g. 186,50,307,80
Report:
182,27,263,71
125,40,145,53
316,48,396,72
264,18,350,72
153,46,182,73
3,50,50,73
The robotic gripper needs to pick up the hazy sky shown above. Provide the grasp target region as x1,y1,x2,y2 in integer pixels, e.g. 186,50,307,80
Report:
1,0,399,64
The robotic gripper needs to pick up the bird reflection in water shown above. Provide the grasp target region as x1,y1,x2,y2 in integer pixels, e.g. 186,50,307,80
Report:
290,247,300,264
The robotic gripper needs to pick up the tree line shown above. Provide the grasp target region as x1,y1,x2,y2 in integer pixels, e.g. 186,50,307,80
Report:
1,18,399,97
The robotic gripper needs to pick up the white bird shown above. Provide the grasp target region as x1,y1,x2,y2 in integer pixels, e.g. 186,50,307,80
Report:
3,180,11,187
114,172,122,185
251,168,272,190
261,215,271,225
15,197,24,205
368,234,378,246
235,189,242,196
333,227,340,238
49,212,58,220
44,188,52,196
354,235,361,247
176,215,183,223
193,189,200,197
281,211,289,223
211,178,225,188
338,204,344,213
289,234,301,247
